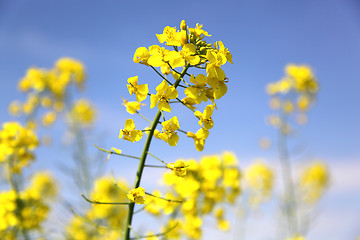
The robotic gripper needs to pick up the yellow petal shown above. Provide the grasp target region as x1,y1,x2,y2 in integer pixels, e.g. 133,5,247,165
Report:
125,119,135,130
158,101,171,112
156,80,168,93
150,95,159,109
168,134,179,146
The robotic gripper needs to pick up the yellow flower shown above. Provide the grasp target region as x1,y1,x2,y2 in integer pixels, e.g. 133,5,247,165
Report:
158,116,180,146
133,47,150,65
167,160,187,177
156,26,185,46
41,111,57,127
127,76,149,102
127,187,146,204
188,23,211,40
167,44,200,68
28,172,57,199
122,99,144,114
147,45,170,67
282,101,294,114
207,76,228,99
300,162,329,203
181,96,197,110
70,99,96,125
194,105,214,129
286,64,318,93
187,128,209,151
150,80,178,112
18,68,46,92
245,161,273,205
297,95,311,111
119,119,143,142
55,57,86,88
8,101,22,117
214,41,233,64
205,51,226,80
184,74,208,104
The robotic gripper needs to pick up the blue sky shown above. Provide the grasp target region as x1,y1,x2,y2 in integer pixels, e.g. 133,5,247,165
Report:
0,0,360,239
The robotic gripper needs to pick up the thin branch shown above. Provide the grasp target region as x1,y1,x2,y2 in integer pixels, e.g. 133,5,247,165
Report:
161,110,166,122
150,66,172,85
144,164,167,168
145,192,183,203
94,144,140,160
129,225,141,240
176,97,195,112
167,62,191,77
178,129,188,134
147,151,167,165
136,111,152,123
82,194,129,205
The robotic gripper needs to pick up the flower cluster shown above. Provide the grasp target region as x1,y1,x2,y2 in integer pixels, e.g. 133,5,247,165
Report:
8,58,96,131
145,152,241,239
0,122,38,173
122,20,232,151
244,161,274,206
69,99,96,126
110,20,233,240
266,64,318,132
0,172,57,238
299,162,329,204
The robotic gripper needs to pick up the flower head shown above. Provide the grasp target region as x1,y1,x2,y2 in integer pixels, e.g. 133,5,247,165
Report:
167,160,187,177
150,80,178,112
127,76,149,102
187,128,209,151
194,105,214,129
127,187,146,204
119,119,143,142
158,116,180,146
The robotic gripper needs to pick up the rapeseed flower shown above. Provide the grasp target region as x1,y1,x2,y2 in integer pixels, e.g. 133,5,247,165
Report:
150,80,178,112
119,119,143,142
127,76,149,102
127,187,146,204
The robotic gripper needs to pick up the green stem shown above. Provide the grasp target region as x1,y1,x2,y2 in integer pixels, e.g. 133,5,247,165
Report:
277,113,298,236
123,65,189,240
136,111,152,123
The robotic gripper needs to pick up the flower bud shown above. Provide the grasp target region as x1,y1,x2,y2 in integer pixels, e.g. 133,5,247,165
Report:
180,20,187,31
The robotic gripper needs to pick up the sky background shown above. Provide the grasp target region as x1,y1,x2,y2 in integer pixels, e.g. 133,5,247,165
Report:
0,0,359,239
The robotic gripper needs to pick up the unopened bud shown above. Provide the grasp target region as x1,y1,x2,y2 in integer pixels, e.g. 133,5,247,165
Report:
180,20,187,31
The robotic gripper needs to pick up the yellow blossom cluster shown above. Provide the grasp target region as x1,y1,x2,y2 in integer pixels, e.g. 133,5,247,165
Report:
145,152,241,239
121,20,232,151
66,177,129,240
0,172,57,238
0,122,38,173
69,99,97,126
244,161,274,206
299,162,329,204
266,64,318,130
8,58,91,129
